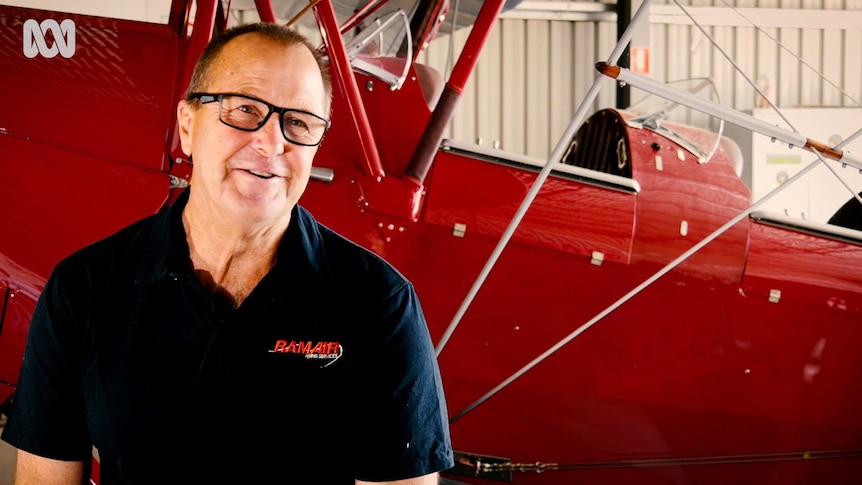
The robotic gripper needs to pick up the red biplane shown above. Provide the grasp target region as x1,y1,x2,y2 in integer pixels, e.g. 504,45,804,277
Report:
1,0,861,484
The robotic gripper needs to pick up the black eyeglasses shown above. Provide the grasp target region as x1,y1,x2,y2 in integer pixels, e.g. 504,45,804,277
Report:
189,92,331,147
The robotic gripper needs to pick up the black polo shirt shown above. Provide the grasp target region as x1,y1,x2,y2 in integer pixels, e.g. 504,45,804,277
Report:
2,188,453,484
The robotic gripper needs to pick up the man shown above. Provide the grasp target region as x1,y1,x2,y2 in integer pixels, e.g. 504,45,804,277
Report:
2,22,453,484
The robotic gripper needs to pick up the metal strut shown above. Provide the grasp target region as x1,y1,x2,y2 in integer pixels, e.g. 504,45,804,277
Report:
434,0,655,358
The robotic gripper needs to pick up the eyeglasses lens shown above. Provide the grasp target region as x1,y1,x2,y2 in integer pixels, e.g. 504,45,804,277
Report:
218,95,326,145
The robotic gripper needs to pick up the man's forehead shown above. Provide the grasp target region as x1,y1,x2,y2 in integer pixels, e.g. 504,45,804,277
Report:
216,37,316,78
206,35,326,111
217,34,287,66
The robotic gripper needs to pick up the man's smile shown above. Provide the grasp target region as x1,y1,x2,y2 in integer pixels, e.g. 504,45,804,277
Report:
246,169,278,179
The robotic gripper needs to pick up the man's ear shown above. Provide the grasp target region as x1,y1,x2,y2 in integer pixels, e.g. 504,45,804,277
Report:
177,100,194,156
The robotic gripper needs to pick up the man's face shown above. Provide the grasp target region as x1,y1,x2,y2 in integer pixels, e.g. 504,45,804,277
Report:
177,34,327,226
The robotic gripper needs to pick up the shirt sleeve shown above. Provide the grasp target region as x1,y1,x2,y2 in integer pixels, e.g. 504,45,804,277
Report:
1,260,93,461
351,282,454,481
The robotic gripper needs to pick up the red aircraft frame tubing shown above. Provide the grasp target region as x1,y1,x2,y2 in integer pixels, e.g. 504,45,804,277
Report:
165,0,194,173
339,0,388,35
167,0,191,33
404,0,506,186
254,0,277,23
315,0,386,181
166,0,218,174
408,0,449,65
184,1,218,92
286,0,324,28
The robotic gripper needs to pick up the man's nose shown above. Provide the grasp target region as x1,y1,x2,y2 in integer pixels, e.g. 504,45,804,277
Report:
252,114,286,156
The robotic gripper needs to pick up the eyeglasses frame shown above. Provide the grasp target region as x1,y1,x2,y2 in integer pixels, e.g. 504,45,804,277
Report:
188,92,331,147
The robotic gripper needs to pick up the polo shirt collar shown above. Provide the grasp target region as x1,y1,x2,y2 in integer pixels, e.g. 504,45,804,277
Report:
274,202,331,289
134,187,330,289
133,187,191,286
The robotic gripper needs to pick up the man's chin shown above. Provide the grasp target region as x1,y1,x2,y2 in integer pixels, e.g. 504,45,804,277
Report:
234,198,294,224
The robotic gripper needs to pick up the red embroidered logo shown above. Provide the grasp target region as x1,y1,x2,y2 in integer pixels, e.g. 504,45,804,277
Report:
269,340,343,367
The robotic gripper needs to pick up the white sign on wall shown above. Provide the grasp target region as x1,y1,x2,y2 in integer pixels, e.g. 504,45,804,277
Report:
748,108,862,224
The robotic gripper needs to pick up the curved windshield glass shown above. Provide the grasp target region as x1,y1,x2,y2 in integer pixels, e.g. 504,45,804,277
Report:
628,78,727,165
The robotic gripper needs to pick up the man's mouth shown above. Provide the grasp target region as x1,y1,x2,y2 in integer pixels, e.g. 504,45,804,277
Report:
246,169,277,179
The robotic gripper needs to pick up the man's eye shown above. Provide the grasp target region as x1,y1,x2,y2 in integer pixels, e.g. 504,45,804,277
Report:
285,117,309,130
237,104,258,115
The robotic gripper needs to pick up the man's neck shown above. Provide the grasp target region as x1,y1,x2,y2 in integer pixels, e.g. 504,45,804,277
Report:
181,201,290,306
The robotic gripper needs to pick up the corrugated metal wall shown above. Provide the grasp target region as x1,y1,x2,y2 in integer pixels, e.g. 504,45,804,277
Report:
418,0,862,159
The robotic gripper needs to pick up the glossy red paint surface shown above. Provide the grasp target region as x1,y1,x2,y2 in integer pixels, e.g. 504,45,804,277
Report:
0,5,176,412
0,8,180,173
1,1,860,483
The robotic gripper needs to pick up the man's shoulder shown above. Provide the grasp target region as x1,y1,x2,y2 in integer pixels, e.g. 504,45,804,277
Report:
56,213,161,279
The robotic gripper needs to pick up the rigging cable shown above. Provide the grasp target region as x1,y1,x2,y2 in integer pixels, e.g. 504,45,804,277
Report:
671,0,795,134
716,0,862,110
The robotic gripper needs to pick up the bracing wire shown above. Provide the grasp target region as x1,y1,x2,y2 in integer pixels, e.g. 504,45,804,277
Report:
716,0,862,109
671,0,797,134
445,0,461,76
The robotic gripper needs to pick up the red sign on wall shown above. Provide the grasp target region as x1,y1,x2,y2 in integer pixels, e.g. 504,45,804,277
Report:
631,46,650,76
